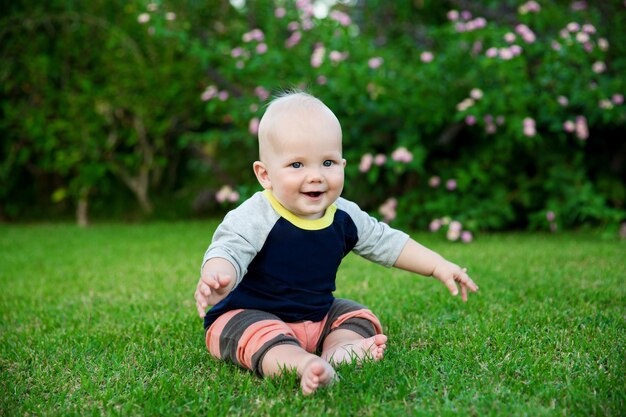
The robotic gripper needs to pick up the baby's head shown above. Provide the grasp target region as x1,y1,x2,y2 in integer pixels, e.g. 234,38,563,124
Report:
253,91,346,220
257,91,342,162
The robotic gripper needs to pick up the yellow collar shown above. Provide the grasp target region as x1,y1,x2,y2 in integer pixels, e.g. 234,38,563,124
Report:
263,190,336,230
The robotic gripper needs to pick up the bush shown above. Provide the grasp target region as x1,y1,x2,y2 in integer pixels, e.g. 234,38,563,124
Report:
1,0,624,233
155,0,625,234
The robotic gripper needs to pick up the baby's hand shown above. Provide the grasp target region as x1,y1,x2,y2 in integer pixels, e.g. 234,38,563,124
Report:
432,260,479,302
194,273,232,318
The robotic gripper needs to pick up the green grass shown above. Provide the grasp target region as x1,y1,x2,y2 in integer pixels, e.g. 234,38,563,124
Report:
1,222,624,416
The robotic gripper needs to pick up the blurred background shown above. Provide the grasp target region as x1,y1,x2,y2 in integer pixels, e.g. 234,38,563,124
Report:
1,0,625,237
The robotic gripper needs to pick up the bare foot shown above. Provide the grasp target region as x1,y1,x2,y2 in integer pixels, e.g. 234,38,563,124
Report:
299,357,337,396
321,334,388,365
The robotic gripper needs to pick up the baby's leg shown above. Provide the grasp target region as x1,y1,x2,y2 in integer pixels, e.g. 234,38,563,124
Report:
206,309,336,395
321,330,387,365
318,298,387,365
261,344,337,395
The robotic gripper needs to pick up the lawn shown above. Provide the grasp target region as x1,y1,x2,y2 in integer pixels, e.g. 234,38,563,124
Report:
1,222,624,416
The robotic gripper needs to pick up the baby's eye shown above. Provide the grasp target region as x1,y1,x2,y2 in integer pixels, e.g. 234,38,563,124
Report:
323,160,334,167
291,162,303,169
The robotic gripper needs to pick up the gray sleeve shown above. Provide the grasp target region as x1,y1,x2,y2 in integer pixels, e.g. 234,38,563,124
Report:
336,197,410,267
202,192,279,287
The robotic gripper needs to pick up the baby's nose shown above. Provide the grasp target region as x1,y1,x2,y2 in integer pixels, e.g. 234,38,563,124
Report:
306,168,323,182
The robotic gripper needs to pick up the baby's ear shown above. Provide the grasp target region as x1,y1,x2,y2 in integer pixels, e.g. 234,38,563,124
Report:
253,161,272,189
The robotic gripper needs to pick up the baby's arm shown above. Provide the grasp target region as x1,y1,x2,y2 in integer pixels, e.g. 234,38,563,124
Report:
394,238,479,302
194,257,237,318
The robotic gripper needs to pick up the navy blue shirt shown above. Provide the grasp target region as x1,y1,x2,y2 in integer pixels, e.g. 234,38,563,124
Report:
202,191,409,329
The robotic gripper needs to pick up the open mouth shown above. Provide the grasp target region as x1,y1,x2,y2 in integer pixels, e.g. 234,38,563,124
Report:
304,191,323,198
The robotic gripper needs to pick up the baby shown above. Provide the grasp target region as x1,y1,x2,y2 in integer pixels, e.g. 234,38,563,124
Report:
194,91,478,395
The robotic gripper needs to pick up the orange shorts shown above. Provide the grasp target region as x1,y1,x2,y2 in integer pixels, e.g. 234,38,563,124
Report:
205,298,383,375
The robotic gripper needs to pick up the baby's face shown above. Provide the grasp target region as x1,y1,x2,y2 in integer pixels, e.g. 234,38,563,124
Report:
257,106,345,220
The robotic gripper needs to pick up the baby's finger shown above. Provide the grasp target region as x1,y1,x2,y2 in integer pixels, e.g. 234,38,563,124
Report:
199,282,212,297
443,277,459,297
457,268,479,292
461,284,468,302
196,302,206,318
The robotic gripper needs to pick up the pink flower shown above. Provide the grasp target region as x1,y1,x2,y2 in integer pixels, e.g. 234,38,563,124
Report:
470,88,483,100
228,191,240,203
137,13,150,24
429,176,441,188
449,221,462,232
249,117,260,135
575,115,588,140
317,75,327,85
612,94,624,105
368,57,384,69
592,61,606,74
251,29,265,41
379,198,397,223
567,22,580,32
231,47,244,58
557,96,569,106
329,51,349,63
599,99,613,110
522,31,536,44
472,41,483,54
429,219,442,232
255,86,270,101
256,43,268,54
359,153,373,173
523,118,536,137
457,98,475,112
285,31,302,48
329,10,352,26
461,231,473,243
446,179,457,191
504,32,516,43
216,185,237,203
523,125,536,137
310,44,325,68
218,91,229,101
374,154,387,166
461,10,472,20
515,24,530,35
563,120,575,132
472,17,487,29
598,38,609,51
485,47,498,58
391,147,413,163
465,115,477,125
165,12,176,21
575,32,590,43
288,21,300,31
447,10,459,21
301,19,314,31
499,48,514,60
275,7,286,18
486,124,497,134
420,51,434,63
447,228,460,241
201,85,218,101
546,211,556,221
519,1,541,14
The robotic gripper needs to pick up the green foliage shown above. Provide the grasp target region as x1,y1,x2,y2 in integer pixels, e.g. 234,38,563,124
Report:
1,1,625,231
